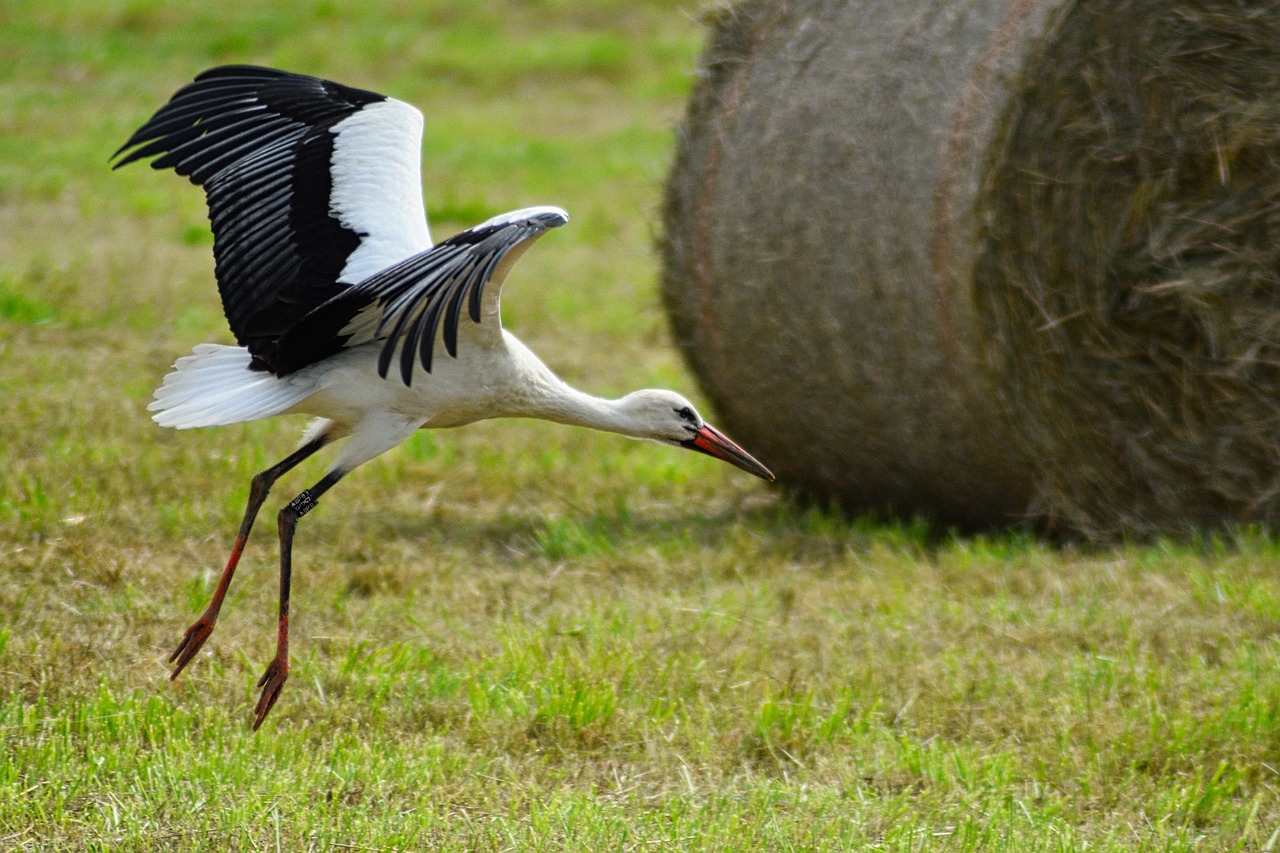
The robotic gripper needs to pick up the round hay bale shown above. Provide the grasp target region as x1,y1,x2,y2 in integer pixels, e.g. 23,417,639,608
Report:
661,0,1280,538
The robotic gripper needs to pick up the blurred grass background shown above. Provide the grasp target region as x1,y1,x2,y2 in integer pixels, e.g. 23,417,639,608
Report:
2,1,1280,849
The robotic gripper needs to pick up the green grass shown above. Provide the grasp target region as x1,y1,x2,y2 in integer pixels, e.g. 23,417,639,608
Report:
3,1,1280,849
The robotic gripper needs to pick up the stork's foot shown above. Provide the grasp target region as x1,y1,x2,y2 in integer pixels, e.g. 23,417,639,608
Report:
168,613,218,679
253,655,289,730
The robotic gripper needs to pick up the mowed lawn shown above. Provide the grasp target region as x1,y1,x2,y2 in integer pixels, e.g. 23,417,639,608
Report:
3,1,1280,849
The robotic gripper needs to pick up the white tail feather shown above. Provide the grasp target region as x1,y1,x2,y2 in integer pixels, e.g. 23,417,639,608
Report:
149,344,312,429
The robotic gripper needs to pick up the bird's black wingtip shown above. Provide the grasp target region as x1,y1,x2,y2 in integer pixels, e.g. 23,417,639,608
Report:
109,147,136,170
534,208,569,229
473,206,569,233
109,135,140,169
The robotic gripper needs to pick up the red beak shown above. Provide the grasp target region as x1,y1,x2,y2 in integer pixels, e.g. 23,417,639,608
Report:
682,423,775,481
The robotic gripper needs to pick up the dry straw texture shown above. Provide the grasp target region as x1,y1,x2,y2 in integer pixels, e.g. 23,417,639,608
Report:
662,0,1280,539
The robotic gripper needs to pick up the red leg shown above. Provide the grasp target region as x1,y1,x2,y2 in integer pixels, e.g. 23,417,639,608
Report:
168,525,250,679
253,469,345,730
169,436,329,679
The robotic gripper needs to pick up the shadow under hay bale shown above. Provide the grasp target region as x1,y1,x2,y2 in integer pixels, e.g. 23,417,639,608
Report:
661,0,1280,539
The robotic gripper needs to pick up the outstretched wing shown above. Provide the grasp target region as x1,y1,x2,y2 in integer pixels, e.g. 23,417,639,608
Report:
263,207,569,385
112,65,433,354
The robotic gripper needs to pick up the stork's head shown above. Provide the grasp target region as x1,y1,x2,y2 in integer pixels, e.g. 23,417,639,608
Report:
619,390,774,481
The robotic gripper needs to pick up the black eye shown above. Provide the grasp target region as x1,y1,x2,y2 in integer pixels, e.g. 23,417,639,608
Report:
675,406,696,423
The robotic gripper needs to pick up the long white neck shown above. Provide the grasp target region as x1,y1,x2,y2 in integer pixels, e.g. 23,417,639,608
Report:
519,374,650,437
503,336,651,439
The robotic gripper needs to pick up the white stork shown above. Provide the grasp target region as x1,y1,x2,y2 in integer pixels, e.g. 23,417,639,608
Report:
113,66,772,729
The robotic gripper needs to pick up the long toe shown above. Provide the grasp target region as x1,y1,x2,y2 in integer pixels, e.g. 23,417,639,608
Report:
169,616,217,680
252,657,289,730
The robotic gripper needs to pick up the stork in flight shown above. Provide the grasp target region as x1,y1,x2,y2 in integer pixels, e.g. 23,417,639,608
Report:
113,66,773,729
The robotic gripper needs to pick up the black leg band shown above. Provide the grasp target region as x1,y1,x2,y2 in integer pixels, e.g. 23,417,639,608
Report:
288,489,320,517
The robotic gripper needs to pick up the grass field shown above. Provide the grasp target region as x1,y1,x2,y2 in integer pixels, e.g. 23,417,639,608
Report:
4,1,1280,849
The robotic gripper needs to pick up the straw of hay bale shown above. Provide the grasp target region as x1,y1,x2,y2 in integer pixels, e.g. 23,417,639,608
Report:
661,0,1280,538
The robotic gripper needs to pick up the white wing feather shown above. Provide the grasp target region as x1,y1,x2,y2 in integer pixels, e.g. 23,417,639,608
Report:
331,98,434,283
